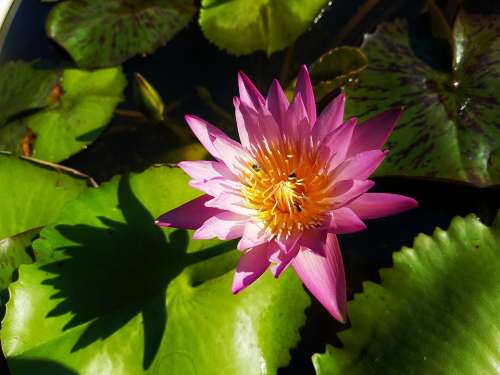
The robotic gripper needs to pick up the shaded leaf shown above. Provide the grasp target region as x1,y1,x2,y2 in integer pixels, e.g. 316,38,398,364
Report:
46,0,195,68
0,61,60,126
2,166,310,374
313,212,500,374
0,67,127,162
0,155,88,292
199,0,329,55
344,14,500,186
309,46,368,103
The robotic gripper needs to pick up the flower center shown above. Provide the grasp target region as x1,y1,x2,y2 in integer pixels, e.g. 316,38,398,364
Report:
241,139,333,235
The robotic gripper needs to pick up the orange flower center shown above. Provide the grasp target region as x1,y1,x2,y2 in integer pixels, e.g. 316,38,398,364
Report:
242,139,334,235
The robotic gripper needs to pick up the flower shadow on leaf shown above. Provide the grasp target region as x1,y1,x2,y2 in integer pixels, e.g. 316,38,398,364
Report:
39,175,234,369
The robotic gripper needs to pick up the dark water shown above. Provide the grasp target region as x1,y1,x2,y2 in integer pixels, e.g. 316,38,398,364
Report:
0,0,499,374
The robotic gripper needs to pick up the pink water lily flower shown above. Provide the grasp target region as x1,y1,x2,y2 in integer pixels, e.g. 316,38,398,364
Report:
156,65,417,322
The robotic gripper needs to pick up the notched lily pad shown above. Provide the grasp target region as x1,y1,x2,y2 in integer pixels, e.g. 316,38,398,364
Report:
313,212,500,374
309,46,368,103
0,67,127,162
0,61,60,126
199,0,330,55
344,14,500,186
46,0,196,68
2,166,310,374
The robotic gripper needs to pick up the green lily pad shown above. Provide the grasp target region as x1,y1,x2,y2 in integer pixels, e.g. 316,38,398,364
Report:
0,67,126,162
0,155,88,292
46,0,195,69
344,14,500,186
309,46,368,103
313,212,500,374
2,166,310,374
199,0,329,56
0,61,60,127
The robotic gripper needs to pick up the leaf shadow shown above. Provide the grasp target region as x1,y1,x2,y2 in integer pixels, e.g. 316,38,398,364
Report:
40,175,233,369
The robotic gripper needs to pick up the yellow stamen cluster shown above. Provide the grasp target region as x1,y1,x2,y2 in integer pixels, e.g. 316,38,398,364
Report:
242,138,334,236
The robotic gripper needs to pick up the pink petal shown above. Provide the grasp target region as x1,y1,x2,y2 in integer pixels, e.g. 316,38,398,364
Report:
232,242,271,294
266,79,289,128
205,192,254,216
347,108,402,157
285,92,309,138
193,211,247,240
330,179,376,208
179,160,235,181
238,71,265,111
327,207,366,234
299,230,327,256
333,150,388,181
292,234,347,322
275,231,302,253
313,92,346,142
185,115,236,160
211,134,248,175
237,221,270,250
346,193,418,220
270,243,299,278
234,97,252,148
320,118,357,170
189,178,240,198
155,195,222,229
294,65,316,126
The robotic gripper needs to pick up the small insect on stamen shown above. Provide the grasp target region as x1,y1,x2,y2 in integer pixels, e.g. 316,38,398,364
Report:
252,163,261,172
288,171,297,179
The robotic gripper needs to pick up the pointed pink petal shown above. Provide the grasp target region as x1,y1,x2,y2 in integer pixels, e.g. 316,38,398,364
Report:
193,211,247,240
285,92,309,138
256,106,282,146
185,115,236,160
347,108,402,157
275,231,302,253
234,97,252,148
205,192,254,216
270,243,299,278
232,242,271,293
211,134,248,175
292,234,347,322
327,207,366,234
294,65,316,125
155,195,222,229
333,150,388,181
237,221,270,250
238,71,265,111
189,177,240,198
347,193,418,220
330,179,376,208
266,79,289,128
320,118,357,170
179,160,235,181
313,92,346,142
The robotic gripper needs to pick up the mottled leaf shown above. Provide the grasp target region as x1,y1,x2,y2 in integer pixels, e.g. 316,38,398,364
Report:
199,0,329,55
46,0,195,68
344,14,500,186
2,166,310,374
313,212,500,374
0,61,60,127
0,67,126,162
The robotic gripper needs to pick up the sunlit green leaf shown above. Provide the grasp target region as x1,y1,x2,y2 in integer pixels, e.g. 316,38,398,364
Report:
345,14,500,186
0,61,60,126
0,155,88,292
199,0,329,55
0,67,126,162
2,166,310,374
313,212,500,374
46,0,195,68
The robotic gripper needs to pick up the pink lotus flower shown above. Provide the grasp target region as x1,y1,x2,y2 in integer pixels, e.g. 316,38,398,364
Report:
156,65,417,322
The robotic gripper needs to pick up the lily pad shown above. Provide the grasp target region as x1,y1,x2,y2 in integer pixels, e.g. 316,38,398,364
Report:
0,61,60,126
309,46,368,103
344,14,500,186
0,155,88,291
199,0,329,55
46,0,196,69
0,67,126,162
1,166,310,374
313,212,500,374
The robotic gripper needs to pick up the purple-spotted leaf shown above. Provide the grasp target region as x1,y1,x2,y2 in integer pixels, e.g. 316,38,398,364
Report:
344,14,500,186
46,0,195,68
